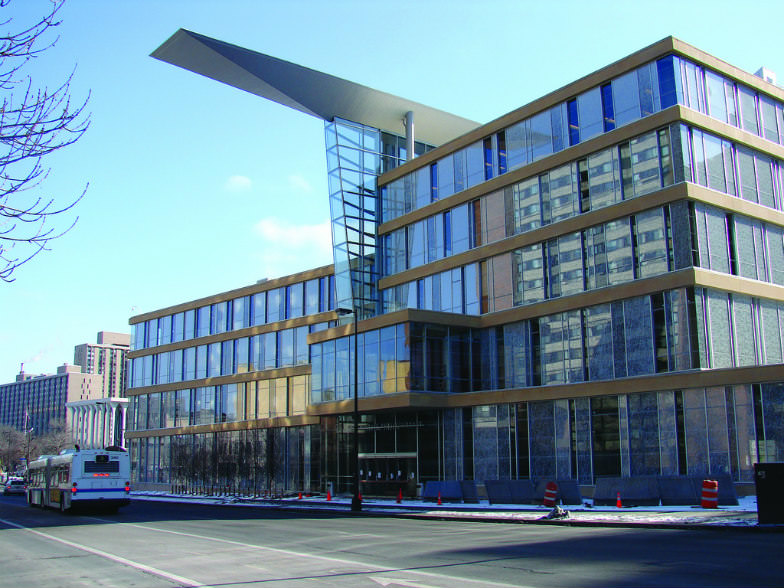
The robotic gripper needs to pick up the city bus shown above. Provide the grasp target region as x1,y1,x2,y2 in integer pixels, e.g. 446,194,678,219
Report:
27,447,131,512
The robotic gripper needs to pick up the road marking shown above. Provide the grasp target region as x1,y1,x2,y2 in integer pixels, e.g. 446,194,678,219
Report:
335,530,387,538
371,576,443,587
0,517,201,587
89,518,525,587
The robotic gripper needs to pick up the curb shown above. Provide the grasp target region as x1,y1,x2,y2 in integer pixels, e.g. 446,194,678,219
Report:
130,493,778,532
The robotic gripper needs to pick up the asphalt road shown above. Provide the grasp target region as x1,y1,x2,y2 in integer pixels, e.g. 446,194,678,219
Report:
0,494,780,587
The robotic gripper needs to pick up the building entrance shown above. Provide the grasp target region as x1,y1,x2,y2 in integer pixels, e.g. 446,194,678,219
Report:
359,453,417,497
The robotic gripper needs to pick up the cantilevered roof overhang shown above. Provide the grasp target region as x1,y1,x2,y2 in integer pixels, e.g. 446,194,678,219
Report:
151,29,480,146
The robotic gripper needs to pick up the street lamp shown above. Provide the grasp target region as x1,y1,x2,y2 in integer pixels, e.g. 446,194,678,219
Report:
336,307,361,512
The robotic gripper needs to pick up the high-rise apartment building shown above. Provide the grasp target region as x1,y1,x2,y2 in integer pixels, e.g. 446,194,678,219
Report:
0,365,102,434
126,33,784,497
1,331,129,439
73,331,131,398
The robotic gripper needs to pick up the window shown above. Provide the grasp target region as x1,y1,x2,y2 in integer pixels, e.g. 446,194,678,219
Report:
196,306,210,338
591,396,621,477
739,86,759,134
160,315,172,345
530,110,553,161
706,70,728,123
207,344,220,377
657,56,679,109
567,99,579,146
211,301,228,334
251,291,266,325
577,87,603,142
438,155,454,200
287,282,304,319
184,309,195,340
613,70,641,126
172,313,184,343
497,131,507,174
601,83,615,132
634,208,669,278
429,163,438,201
221,340,234,376
232,297,248,330
451,204,471,254
305,279,319,315
267,288,282,322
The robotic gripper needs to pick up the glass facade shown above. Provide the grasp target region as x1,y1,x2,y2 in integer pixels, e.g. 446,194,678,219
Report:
129,39,784,496
325,118,432,320
130,376,310,431
380,53,784,224
131,275,336,352
131,384,783,487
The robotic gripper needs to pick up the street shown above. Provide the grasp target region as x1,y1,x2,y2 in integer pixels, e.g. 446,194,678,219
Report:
0,494,780,587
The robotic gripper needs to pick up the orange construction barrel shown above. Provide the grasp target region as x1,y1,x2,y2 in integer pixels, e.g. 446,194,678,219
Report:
701,479,718,509
543,481,558,507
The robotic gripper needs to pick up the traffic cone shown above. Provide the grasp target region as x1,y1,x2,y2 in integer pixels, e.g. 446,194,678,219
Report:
437,492,442,505
358,491,363,502
298,492,302,500
327,489,331,501
397,488,402,504
616,492,622,508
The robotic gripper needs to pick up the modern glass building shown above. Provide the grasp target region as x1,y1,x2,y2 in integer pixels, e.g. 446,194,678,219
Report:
127,34,784,497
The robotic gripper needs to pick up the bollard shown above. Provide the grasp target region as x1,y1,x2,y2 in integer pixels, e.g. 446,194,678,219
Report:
701,479,718,509
543,481,558,507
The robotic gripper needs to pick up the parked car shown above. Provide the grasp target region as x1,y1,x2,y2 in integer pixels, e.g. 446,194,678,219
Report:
2,479,26,495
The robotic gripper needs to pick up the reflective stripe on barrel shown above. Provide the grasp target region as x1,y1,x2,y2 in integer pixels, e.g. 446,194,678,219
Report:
543,481,558,507
701,479,718,509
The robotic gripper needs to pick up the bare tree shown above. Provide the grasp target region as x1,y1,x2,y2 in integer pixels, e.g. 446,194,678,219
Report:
0,0,89,282
0,425,24,472
30,418,71,458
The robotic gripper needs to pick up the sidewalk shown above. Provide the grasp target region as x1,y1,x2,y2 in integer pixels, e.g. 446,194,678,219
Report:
131,491,773,531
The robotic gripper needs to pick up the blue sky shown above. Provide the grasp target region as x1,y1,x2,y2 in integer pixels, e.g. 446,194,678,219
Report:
1,0,783,381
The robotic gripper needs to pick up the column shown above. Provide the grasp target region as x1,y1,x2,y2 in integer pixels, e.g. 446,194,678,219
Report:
100,403,109,448
107,402,116,447
119,404,128,448
67,405,75,442
88,405,96,449
77,405,83,447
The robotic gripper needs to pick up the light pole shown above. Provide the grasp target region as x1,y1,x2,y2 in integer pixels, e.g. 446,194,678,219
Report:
337,307,361,512
23,410,33,478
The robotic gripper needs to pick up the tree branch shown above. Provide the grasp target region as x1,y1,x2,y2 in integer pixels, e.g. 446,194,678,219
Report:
0,0,89,281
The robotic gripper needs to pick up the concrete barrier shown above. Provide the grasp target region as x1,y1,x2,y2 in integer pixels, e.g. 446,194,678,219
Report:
422,480,463,502
460,480,479,503
554,479,583,505
594,477,659,506
657,476,700,506
484,480,514,505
